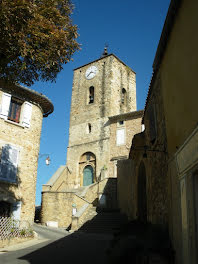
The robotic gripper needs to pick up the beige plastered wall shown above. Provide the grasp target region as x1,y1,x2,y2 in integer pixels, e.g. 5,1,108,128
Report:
160,0,198,156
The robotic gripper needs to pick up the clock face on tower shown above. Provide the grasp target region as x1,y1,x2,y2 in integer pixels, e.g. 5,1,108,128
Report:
85,66,98,80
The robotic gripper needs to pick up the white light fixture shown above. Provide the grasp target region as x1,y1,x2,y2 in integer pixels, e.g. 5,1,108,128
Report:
45,156,50,166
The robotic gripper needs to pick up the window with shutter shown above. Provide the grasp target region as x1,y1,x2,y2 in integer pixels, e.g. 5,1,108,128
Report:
0,144,19,183
0,93,32,128
116,128,125,145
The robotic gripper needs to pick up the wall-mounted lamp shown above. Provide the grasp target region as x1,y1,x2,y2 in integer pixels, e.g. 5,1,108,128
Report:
45,156,50,166
39,154,51,165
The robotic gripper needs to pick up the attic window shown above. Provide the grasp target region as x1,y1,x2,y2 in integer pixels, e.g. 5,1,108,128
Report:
89,86,94,104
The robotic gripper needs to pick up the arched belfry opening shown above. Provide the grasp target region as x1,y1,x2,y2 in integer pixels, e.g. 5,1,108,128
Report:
121,88,127,104
137,161,147,222
89,86,94,104
79,152,96,186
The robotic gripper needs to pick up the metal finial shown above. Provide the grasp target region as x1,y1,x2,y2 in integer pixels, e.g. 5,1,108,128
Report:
101,44,108,57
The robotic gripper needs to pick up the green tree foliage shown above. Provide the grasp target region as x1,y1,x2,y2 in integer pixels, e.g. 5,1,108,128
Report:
0,0,79,86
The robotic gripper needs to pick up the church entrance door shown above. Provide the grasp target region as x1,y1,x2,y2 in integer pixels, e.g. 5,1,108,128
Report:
83,165,93,186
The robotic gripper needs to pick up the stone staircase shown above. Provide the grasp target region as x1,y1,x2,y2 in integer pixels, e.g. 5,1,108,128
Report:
106,221,175,264
78,207,128,234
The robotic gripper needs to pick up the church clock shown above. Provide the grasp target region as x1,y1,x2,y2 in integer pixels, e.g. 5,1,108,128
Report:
85,66,98,80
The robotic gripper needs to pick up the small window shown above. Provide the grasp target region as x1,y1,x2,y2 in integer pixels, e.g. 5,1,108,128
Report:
89,86,94,104
121,88,126,104
8,98,22,123
118,120,124,126
88,123,91,133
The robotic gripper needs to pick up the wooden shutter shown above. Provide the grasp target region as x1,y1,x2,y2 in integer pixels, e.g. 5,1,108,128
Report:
22,102,32,128
116,128,125,145
0,145,8,180
0,93,11,119
0,145,19,182
8,146,19,182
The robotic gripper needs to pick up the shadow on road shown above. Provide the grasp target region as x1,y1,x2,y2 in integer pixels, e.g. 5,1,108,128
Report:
19,211,121,264
18,212,174,264
19,231,111,264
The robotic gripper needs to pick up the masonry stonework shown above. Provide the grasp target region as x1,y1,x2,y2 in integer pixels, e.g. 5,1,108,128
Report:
66,54,137,189
0,82,53,225
41,52,142,228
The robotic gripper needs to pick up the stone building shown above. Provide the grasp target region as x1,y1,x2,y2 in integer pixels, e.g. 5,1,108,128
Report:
117,69,168,225
41,50,142,228
0,80,53,225
117,0,198,263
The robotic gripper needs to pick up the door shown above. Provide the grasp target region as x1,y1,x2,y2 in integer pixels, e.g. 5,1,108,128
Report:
83,165,93,186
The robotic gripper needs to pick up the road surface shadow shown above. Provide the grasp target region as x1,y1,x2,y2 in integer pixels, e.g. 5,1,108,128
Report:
19,231,111,264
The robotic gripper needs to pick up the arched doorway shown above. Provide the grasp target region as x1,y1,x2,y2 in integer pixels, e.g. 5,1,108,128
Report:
79,152,96,186
83,165,94,186
137,161,147,222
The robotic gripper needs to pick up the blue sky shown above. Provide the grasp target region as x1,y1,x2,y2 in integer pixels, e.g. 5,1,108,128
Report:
33,0,171,205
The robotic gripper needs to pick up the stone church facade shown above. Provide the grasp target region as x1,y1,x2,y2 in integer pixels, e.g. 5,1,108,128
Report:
41,51,142,228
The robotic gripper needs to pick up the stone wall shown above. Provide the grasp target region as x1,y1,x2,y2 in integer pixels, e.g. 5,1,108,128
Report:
117,159,136,220
41,191,74,228
66,54,137,189
129,71,169,226
0,90,43,224
98,178,118,210
109,111,143,178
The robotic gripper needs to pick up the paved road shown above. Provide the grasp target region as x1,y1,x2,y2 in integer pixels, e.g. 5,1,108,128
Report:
0,224,112,264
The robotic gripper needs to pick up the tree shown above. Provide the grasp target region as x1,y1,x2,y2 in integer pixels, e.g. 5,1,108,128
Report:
0,0,79,86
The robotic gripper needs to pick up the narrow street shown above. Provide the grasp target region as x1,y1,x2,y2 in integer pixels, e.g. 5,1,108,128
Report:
0,223,113,264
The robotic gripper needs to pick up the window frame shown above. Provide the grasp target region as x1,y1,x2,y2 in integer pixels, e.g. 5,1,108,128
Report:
8,97,23,123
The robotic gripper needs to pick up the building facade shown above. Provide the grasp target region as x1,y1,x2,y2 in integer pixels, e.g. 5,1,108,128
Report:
0,80,53,225
116,0,198,263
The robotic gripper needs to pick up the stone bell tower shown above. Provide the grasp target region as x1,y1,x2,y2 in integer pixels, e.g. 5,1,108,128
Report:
66,48,137,188
41,49,142,227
